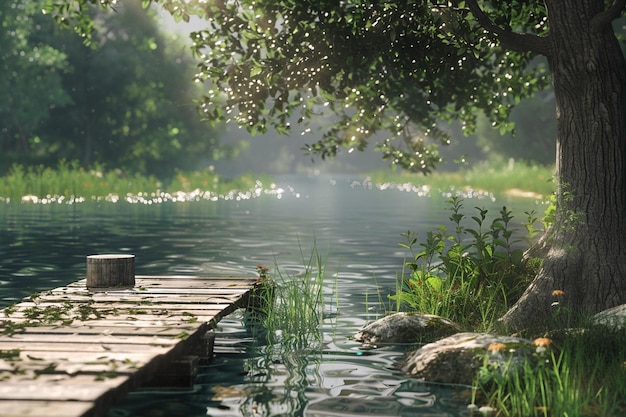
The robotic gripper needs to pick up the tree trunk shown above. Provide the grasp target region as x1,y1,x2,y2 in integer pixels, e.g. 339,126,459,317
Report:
501,0,626,330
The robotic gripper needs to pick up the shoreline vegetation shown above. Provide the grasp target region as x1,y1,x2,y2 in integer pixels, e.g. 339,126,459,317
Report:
370,160,554,200
0,161,274,204
386,196,626,416
0,160,555,203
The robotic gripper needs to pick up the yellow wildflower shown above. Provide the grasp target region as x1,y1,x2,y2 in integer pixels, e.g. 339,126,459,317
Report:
487,342,507,353
534,337,551,348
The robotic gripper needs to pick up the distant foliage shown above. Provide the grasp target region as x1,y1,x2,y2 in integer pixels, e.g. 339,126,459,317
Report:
1,0,223,178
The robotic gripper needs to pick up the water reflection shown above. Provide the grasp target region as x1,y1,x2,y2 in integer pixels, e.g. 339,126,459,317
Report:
0,175,544,416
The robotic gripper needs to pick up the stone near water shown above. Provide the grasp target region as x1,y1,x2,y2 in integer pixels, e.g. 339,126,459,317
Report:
354,312,463,346
401,332,534,385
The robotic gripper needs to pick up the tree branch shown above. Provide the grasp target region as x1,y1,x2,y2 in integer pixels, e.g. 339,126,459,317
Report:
464,0,550,56
591,0,626,32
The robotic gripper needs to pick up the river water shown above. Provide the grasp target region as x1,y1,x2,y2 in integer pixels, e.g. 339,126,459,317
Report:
0,174,543,417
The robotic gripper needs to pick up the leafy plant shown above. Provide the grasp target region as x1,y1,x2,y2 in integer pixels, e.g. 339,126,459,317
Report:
391,196,538,330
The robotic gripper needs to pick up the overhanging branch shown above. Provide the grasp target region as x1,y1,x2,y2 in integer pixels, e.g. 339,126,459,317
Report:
591,0,626,32
464,0,550,56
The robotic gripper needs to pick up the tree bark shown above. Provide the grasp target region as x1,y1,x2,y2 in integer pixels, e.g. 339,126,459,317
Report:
501,0,626,330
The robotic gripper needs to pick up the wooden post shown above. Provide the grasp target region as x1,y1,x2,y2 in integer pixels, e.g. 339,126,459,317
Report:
86,254,135,289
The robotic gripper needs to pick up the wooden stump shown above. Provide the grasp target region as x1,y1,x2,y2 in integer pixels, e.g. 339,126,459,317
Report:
86,254,135,289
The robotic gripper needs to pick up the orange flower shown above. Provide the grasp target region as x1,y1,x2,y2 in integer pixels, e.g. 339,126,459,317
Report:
534,337,551,348
552,289,565,297
488,342,507,353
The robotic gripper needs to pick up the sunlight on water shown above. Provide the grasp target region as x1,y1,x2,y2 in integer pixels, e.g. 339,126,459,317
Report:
2,176,502,206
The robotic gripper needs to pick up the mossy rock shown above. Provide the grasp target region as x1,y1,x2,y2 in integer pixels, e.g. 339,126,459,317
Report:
401,332,536,385
354,312,463,347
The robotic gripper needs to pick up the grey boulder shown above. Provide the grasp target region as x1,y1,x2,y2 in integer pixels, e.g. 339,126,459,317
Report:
401,332,536,385
354,312,463,347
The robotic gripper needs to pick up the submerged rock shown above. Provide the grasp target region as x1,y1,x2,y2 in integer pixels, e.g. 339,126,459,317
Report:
354,312,463,347
401,332,535,385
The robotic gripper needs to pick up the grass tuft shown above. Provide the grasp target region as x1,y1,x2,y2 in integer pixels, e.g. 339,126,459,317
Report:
246,245,327,353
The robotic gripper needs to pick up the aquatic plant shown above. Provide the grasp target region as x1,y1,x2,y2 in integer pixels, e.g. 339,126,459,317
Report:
246,245,327,352
391,196,540,331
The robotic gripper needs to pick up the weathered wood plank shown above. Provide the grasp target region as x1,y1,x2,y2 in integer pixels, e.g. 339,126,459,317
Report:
1,310,226,322
0,275,257,417
0,357,145,376
0,323,200,334
4,302,231,312
0,346,170,376
0,341,173,354
0,374,130,401
1,333,184,345
0,400,93,417
25,294,246,305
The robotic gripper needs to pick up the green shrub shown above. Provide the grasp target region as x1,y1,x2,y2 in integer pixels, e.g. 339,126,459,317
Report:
391,196,540,331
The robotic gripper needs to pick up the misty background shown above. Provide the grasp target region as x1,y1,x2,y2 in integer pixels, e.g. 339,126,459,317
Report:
1,0,556,179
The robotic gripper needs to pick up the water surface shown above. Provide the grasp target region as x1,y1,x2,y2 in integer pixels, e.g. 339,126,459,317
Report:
0,174,543,416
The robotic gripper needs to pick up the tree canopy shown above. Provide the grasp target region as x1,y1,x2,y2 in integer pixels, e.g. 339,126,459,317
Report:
193,0,554,173
0,1,71,157
48,0,552,174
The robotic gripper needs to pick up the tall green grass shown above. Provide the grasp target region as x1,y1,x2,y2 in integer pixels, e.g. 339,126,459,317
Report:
246,245,327,353
0,160,270,202
475,326,626,416
371,161,555,198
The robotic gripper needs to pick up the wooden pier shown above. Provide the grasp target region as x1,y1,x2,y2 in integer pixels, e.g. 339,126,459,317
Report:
0,275,258,417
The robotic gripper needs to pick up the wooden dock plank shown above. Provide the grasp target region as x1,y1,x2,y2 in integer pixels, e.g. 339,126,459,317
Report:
0,351,156,375
0,400,94,417
0,374,130,401
0,275,258,417
0,341,174,354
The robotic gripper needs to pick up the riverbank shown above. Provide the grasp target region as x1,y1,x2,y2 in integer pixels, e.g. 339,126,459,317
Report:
0,160,554,202
385,195,625,416
0,161,271,203
370,161,554,199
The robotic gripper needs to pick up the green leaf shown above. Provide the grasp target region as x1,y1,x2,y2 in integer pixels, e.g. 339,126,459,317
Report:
425,276,443,292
